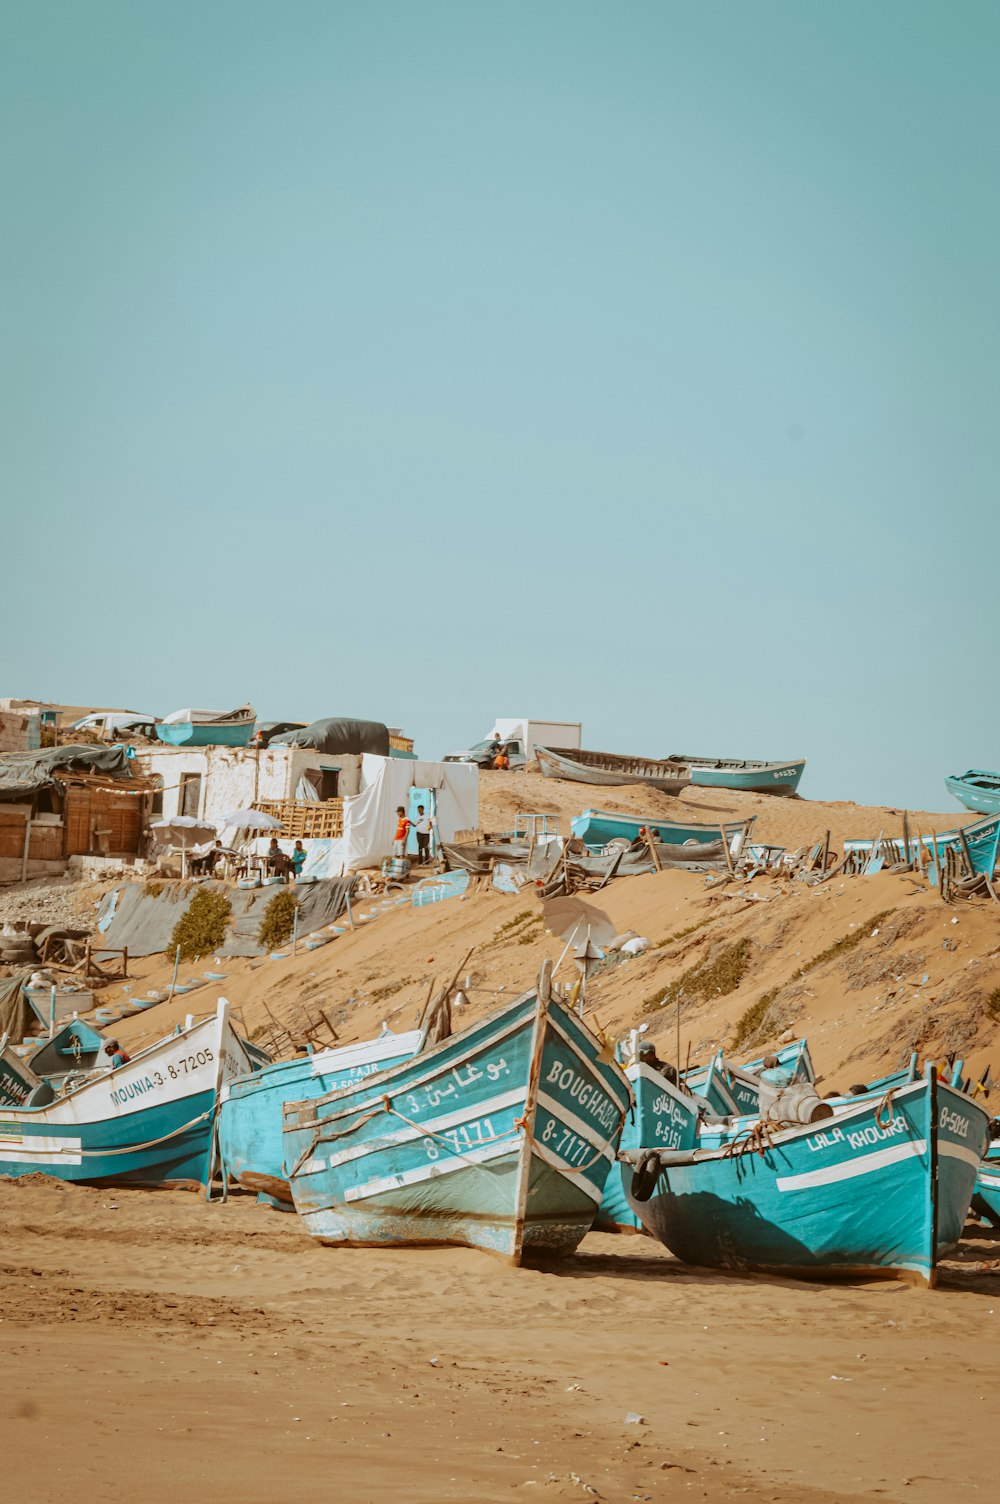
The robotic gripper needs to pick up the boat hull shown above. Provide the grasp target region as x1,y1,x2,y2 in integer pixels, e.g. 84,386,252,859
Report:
596,1062,700,1233
219,1029,423,1206
571,809,751,851
284,990,631,1262
845,812,1000,879
0,1003,254,1189
971,1147,1000,1227
685,759,805,796
945,773,1000,818
626,1079,987,1285
536,746,690,795
155,722,254,747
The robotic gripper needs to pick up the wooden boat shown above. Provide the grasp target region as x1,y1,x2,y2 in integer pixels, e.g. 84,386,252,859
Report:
0,1033,41,1106
623,1069,988,1286
844,811,1000,879
218,1025,424,1206
945,770,1000,818
283,967,631,1262
155,704,257,748
0,1001,258,1189
595,1058,701,1233
570,809,754,852
972,1141,1000,1227
536,745,690,795
671,755,806,797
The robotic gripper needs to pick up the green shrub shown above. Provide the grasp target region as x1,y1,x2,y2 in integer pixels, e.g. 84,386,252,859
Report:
642,937,754,1015
257,889,299,952
986,988,1000,1023
731,986,782,1051
169,888,233,962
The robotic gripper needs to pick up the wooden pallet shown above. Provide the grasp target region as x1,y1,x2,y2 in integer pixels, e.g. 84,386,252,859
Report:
254,799,344,839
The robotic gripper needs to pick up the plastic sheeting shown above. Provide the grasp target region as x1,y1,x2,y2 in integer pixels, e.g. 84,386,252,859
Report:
273,718,391,756
95,878,353,959
0,744,135,800
343,756,478,869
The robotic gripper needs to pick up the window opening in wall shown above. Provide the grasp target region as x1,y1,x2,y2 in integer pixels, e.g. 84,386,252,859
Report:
179,773,202,818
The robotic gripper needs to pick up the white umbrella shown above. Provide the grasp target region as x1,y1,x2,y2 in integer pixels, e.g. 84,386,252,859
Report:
219,808,285,831
150,816,218,878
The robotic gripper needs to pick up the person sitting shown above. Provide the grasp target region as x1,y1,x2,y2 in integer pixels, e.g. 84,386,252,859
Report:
637,1039,680,1086
265,837,293,881
290,840,306,880
192,840,223,876
103,1039,130,1070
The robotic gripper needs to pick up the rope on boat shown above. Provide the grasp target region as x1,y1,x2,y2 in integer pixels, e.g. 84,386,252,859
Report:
722,1119,785,1160
530,1102,630,1177
13,1108,213,1160
289,1092,627,1183
875,1088,896,1129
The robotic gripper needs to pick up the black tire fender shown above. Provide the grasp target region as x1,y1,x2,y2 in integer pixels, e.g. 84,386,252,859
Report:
630,1151,662,1203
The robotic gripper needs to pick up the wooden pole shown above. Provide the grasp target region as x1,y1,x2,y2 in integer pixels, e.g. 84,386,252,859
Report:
821,829,830,872
675,995,681,1073
292,905,299,956
167,945,181,1004
49,984,57,1040
646,831,663,873
20,812,31,884
719,824,735,878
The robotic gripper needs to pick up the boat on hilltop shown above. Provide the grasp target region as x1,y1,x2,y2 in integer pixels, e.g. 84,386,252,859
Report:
570,808,754,852
671,754,806,797
844,811,1000,879
155,704,257,748
945,770,1000,818
283,965,631,1263
536,745,690,794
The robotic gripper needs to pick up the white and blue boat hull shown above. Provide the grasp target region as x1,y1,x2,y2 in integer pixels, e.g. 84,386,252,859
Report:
284,978,631,1263
219,1027,423,1205
0,1001,254,1189
625,1075,987,1286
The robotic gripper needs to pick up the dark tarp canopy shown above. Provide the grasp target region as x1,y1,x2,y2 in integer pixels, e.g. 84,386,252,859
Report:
271,718,391,757
0,970,37,1044
0,745,136,801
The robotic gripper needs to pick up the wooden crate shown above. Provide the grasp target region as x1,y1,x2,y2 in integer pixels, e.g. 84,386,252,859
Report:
254,799,345,839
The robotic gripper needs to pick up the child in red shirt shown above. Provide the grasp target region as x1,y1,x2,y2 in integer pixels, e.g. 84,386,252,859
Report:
393,806,412,858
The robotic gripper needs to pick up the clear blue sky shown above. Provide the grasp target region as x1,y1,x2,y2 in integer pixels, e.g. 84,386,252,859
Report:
3,2,998,811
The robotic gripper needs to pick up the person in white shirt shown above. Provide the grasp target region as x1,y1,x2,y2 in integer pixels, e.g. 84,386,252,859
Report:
414,805,435,865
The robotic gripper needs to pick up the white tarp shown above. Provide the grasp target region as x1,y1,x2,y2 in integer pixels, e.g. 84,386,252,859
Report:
343,756,478,870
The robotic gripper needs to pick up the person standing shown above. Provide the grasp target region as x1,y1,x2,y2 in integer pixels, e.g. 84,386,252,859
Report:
414,805,435,865
290,840,306,880
393,806,412,859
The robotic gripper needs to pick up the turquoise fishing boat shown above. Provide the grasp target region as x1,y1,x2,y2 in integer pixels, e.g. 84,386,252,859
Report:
0,1034,41,1106
155,704,256,748
0,1001,256,1189
283,967,631,1262
672,756,806,797
844,812,1000,880
595,1060,702,1233
972,1139,1000,1227
570,809,753,853
685,1038,814,1118
219,1025,424,1206
623,1069,988,1286
945,771,1000,818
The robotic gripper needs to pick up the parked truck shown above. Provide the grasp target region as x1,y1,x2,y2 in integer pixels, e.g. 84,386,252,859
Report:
443,718,582,771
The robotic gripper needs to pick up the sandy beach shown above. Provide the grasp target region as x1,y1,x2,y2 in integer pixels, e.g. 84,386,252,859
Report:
4,1172,998,1504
